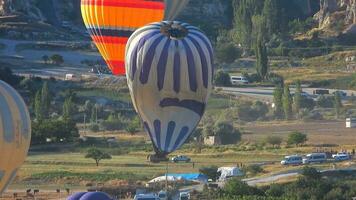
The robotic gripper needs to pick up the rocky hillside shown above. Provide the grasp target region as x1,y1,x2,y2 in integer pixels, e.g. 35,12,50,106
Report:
314,0,356,35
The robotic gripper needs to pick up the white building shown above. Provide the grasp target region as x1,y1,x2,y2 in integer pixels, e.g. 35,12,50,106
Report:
346,118,356,128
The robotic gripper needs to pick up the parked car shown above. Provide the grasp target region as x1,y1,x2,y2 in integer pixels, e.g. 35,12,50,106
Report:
158,191,168,200
180,192,190,200
281,155,303,165
134,194,160,200
231,76,249,85
333,90,347,97
332,153,350,161
313,89,329,95
171,155,191,163
303,153,327,164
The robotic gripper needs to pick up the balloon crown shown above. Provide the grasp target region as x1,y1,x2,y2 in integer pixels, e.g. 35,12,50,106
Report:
160,22,188,40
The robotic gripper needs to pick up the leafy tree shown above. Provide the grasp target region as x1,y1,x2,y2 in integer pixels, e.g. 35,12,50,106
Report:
282,84,293,120
126,117,141,135
214,121,241,145
91,106,97,124
50,54,64,65
237,101,269,122
265,135,283,148
333,92,343,119
42,55,49,64
199,166,221,182
316,95,333,108
62,96,75,121
223,178,264,197
214,70,231,86
287,131,307,146
34,90,44,121
273,84,284,119
216,43,241,64
263,0,279,37
301,166,321,180
85,148,112,166
41,81,51,118
293,80,302,115
245,164,264,175
0,67,22,86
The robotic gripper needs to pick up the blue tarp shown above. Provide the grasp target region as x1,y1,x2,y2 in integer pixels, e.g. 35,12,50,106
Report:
166,173,208,183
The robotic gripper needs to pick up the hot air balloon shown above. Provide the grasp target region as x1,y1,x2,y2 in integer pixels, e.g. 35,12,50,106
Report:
81,0,190,75
0,80,31,195
125,21,214,161
67,192,113,200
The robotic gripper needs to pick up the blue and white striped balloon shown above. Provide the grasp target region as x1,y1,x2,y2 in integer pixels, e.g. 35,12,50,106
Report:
0,80,31,195
126,21,214,154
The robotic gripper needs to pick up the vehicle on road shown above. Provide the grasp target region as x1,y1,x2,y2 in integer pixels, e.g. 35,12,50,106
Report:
179,192,190,200
332,153,350,161
158,191,168,200
281,155,303,165
171,155,191,163
332,90,347,97
231,76,249,85
313,89,329,95
303,153,327,164
134,194,160,200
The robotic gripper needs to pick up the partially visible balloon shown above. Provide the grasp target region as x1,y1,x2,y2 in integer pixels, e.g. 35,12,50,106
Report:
67,192,113,200
126,21,214,156
81,0,189,76
0,81,31,195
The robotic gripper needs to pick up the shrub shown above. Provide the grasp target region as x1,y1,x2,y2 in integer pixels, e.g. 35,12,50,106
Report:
223,178,265,197
214,70,231,86
316,95,333,108
199,166,221,181
214,121,241,145
287,131,307,146
245,164,264,175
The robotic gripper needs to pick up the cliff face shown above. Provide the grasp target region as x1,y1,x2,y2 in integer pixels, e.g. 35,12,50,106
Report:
314,0,356,33
0,0,80,26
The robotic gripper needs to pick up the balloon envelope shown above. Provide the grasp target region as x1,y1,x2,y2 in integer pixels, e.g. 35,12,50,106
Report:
126,21,214,154
0,80,31,195
67,192,112,200
81,0,189,75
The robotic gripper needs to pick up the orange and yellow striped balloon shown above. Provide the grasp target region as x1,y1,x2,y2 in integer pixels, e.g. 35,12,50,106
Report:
81,0,189,75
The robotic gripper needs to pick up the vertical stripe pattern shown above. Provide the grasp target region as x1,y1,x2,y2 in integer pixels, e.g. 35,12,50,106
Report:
81,0,189,75
126,21,214,154
0,81,31,195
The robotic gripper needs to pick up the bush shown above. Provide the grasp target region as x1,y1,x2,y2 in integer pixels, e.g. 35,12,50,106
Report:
265,136,283,147
301,166,321,180
237,101,269,122
223,178,265,197
216,43,241,64
199,166,221,181
316,95,333,108
214,121,241,145
245,165,264,175
214,70,231,86
287,131,307,146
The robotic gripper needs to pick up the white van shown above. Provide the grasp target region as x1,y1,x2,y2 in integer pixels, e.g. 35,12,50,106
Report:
281,155,303,165
231,76,249,85
134,194,160,200
303,153,327,164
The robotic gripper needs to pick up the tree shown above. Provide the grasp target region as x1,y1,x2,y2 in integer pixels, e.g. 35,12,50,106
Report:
0,67,22,86
214,70,231,86
265,135,283,148
214,121,241,145
253,15,269,80
41,82,51,118
223,178,264,197
50,54,64,65
333,92,343,119
42,55,49,64
34,90,44,121
62,96,75,121
85,148,112,166
263,0,279,37
301,166,321,180
199,166,221,182
283,84,293,120
287,131,307,146
215,43,241,64
273,84,284,119
293,80,302,115
126,117,141,135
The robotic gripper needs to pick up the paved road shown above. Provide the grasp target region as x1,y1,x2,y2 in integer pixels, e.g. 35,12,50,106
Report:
220,86,355,102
